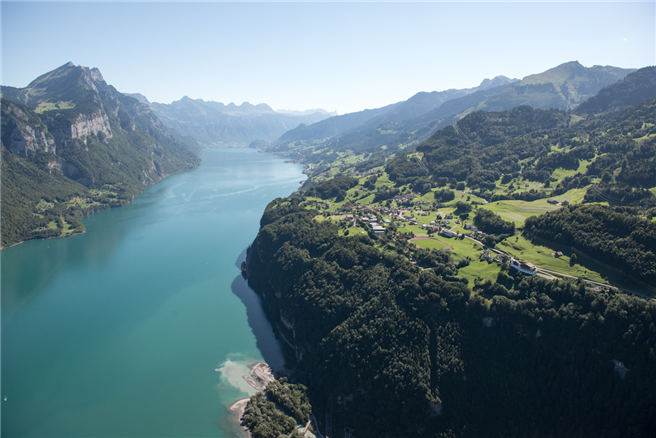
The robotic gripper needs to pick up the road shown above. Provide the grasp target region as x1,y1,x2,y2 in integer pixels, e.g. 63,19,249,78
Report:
536,267,655,300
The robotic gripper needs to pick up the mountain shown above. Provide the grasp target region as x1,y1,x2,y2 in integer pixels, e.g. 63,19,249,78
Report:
276,108,336,116
1,62,200,248
574,66,656,116
266,62,635,176
269,76,519,161
147,97,334,147
473,61,635,113
273,101,405,145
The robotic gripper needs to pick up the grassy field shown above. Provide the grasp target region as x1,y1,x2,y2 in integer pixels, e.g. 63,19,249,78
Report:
458,259,502,285
61,219,77,236
339,225,366,237
497,235,606,283
551,186,591,204
479,199,560,226
412,238,451,251
34,100,75,113
303,168,651,295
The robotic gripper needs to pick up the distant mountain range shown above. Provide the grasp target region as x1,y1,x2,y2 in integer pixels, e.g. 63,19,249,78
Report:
265,61,636,172
271,75,519,154
141,95,335,148
1,62,200,248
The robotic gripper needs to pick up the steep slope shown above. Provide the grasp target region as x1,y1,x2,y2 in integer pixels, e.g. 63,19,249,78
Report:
1,62,200,248
148,96,333,147
575,66,656,116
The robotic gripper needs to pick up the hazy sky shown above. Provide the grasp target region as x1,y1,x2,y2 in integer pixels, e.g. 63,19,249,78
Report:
2,1,654,114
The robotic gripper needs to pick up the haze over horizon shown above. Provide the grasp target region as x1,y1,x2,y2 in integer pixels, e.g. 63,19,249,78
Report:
2,1,654,115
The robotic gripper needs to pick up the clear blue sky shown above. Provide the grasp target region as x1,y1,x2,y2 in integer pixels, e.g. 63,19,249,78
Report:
2,1,654,114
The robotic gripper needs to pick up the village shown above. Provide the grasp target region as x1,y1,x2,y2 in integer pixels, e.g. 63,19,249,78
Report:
299,170,647,296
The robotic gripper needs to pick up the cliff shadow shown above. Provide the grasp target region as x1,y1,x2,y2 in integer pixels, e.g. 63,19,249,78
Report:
231,247,287,370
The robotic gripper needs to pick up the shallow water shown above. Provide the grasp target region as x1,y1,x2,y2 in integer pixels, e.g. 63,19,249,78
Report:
1,148,304,437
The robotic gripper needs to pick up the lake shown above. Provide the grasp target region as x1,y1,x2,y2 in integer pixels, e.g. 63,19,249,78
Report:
1,148,304,437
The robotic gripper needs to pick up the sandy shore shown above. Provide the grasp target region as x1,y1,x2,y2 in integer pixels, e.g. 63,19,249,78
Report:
230,398,252,438
228,362,276,437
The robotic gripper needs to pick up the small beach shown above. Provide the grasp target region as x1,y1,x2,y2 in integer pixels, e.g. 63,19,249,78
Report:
228,362,276,437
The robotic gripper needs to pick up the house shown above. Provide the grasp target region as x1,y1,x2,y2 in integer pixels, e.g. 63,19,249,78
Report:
465,223,472,230
555,251,563,257
371,224,385,234
510,259,537,275
482,250,494,261
471,226,478,232
442,229,457,238
547,199,559,205
445,213,454,219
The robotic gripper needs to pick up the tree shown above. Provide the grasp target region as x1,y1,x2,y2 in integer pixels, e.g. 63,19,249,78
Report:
570,252,578,267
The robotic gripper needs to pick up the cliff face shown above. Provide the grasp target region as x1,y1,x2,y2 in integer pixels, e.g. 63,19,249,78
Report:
70,110,112,142
1,101,56,157
245,241,303,361
1,62,200,185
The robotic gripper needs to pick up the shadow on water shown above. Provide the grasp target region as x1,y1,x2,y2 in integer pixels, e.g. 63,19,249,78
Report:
231,247,286,369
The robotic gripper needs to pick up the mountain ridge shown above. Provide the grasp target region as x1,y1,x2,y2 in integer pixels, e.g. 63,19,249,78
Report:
264,61,636,176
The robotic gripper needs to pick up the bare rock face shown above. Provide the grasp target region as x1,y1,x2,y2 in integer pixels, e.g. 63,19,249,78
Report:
70,110,113,142
1,101,56,157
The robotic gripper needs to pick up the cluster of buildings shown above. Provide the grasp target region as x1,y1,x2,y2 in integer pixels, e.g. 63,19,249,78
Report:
350,168,378,178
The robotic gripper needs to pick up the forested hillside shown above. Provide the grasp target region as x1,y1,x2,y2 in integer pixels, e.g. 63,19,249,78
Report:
246,196,656,437
242,65,656,437
386,96,656,209
525,204,656,284
1,63,200,248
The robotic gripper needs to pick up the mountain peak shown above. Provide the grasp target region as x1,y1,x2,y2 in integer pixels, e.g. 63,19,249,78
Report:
255,103,274,112
522,61,587,85
87,67,104,84
478,75,518,91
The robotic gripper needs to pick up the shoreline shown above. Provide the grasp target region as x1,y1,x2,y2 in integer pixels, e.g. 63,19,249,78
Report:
0,166,198,251
228,362,276,438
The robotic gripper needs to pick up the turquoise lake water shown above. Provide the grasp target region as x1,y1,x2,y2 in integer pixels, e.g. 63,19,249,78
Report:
1,148,305,437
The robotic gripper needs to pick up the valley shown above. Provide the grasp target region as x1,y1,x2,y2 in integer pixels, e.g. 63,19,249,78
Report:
2,60,655,438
